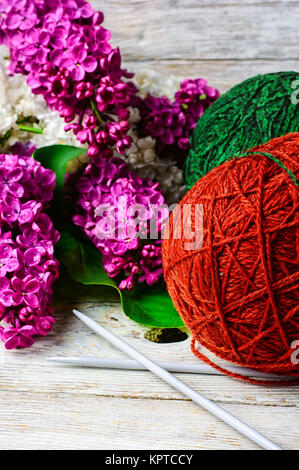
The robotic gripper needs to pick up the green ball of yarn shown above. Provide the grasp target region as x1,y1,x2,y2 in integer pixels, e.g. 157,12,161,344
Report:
184,71,299,189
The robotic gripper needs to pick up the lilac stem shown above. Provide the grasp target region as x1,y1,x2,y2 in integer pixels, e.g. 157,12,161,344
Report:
89,98,104,125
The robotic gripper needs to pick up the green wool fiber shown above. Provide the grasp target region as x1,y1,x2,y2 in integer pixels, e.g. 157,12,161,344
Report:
184,71,299,189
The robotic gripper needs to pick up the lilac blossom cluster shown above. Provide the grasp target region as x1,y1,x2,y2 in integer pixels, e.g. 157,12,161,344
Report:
0,0,220,292
73,156,168,290
0,0,137,158
0,153,59,349
138,78,219,157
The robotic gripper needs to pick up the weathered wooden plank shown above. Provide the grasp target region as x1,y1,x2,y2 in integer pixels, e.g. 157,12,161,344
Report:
95,0,299,6
2,361,298,407
0,390,297,449
91,1,299,60
1,303,298,408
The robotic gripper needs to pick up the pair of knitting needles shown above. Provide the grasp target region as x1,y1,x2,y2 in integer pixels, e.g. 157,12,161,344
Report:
49,309,282,450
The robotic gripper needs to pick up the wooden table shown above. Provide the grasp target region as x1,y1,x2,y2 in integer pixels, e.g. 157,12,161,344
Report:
0,0,298,450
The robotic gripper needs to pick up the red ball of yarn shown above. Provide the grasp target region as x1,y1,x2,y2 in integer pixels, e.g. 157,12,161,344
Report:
162,133,299,384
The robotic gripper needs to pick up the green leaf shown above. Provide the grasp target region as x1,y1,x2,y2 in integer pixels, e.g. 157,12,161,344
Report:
56,227,117,288
122,284,185,328
34,144,86,189
33,145,86,224
57,228,184,328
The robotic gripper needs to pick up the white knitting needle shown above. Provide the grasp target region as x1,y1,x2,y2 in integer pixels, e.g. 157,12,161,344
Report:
72,309,282,450
47,356,292,380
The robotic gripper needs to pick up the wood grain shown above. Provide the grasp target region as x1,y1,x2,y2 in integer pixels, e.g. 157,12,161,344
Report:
94,0,299,95
1,301,298,449
97,1,299,60
0,391,298,450
2,310,299,407
125,59,299,93
0,0,298,451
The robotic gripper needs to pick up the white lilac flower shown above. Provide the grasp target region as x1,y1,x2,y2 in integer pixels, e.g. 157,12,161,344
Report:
119,116,186,203
133,69,183,101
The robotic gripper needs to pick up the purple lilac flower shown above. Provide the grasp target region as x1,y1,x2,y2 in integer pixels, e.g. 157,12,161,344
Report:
138,78,219,160
22,29,50,64
1,196,38,224
0,167,24,197
0,153,59,350
9,142,37,157
73,157,167,290
0,245,19,277
10,277,40,308
2,325,36,349
0,0,137,159
63,45,98,81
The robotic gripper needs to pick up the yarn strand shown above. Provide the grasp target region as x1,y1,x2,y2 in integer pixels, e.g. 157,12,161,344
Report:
237,151,299,187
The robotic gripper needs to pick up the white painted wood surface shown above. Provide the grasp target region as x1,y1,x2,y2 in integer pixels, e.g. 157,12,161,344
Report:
0,0,298,450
